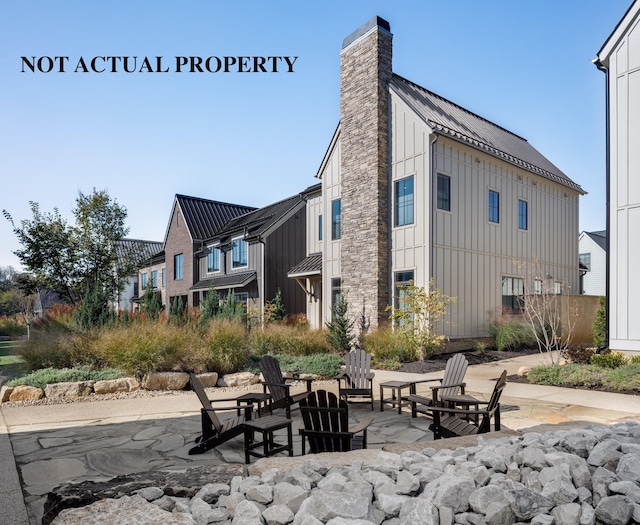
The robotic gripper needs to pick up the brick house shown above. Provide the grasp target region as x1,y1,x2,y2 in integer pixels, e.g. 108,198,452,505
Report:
290,17,585,339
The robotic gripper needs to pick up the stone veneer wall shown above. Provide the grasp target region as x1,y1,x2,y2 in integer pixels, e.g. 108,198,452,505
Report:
339,18,393,328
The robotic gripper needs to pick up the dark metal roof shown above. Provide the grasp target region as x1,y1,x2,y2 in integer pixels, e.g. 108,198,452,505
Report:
115,239,163,266
288,253,322,277
584,230,607,252
190,271,257,291
175,195,256,241
390,74,585,194
216,193,305,242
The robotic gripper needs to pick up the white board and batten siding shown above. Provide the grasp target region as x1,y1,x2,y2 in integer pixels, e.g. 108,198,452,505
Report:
391,93,580,338
598,2,640,351
578,233,606,296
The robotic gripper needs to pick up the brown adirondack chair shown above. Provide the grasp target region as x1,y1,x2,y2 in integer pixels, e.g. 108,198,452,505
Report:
299,389,374,454
427,370,507,439
188,373,253,455
335,348,375,410
406,353,469,417
258,355,312,418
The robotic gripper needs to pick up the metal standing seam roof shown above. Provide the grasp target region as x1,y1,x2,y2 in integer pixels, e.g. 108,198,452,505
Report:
288,252,322,277
115,238,163,266
584,230,607,251
389,74,585,194
215,193,306,242
190,271,257,291
175,195,256,241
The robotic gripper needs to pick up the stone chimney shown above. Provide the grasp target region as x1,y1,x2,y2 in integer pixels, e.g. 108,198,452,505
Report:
339,16,392,329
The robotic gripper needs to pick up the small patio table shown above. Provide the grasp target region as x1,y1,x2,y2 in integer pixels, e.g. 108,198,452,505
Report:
379,380,413,414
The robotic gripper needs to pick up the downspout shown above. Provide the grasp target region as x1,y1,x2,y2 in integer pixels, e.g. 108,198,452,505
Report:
594,57,610,350
429,131,440,281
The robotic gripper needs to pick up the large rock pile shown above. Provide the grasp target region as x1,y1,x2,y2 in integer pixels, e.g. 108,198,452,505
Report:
51,421,640,525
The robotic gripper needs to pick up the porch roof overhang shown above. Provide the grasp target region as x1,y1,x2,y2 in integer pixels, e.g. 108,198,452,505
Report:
190,271,256,292
287,253,322,279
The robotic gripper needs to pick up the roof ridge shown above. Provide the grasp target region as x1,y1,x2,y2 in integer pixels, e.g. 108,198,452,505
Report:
175,194,256,210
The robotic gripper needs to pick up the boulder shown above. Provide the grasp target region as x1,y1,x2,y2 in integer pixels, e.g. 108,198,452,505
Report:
217,371,259,388
45,381,95,398
9,384,45,401
1,384,14,402
194,372,218,388
93,378,140,394
517,366,532,377
141,372,189,391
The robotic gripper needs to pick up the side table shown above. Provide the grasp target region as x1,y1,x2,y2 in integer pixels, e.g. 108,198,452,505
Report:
243,415,293,464
234,392,272,417
379,380,412,414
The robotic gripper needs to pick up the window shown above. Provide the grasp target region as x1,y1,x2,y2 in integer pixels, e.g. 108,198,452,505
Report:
489,190,500,223
554,281,562,295
502,276,524,313
318,215,323,241
232,238,248,268
437,174,451,211
151,270,158,289
518,200,528,230
141,272,148,289
207,246,220,273
394,270,415,313
174,254,183,280
331,199,341,240
534,278,542,295
395,176,414,226
161,268,166,288
331,278,342,318
579,253,591,271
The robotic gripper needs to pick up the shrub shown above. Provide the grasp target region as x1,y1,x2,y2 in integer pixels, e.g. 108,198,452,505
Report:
249,324,328,357
248,352,341,378
593,296,607,348
0,316,27,337
73,284,117,331
363,328,414,366
17,330,83,370
527,364,605,389
326,296,355,353
488,316,534,351
7,366,125,389
590,351,628,369
561,343,595,364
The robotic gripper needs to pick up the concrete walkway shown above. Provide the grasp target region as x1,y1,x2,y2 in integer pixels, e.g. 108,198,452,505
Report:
2,352,640,524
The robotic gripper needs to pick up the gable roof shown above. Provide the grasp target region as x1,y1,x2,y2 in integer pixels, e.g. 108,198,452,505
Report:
389,74,584,194
115,238,163,267
165,195,256,245
215,192,306,243
582,230,607,252
596,0,639,61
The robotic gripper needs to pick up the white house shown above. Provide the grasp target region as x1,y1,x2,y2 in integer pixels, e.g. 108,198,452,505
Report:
578,230,606,296
290,17,584,340
595,0,640,352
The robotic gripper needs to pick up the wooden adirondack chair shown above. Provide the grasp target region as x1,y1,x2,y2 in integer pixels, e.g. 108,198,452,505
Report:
188,373,253,455
299,389,374,454
427,370,507,439
258,355,312,418
406,352,469,417
335,349,375,410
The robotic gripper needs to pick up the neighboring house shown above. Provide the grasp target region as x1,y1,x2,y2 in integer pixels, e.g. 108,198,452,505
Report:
578,230,606,296
290,16,585,338
139,192,307,319
135,248,166,309
114,238,163,311
595,0,640,352
190,192,307,317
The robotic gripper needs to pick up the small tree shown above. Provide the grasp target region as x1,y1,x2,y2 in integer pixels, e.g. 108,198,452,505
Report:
73,282,116,331
218,291,246,322
169,295,185,325
593,295,607,349
141,281,162,320
387,279,456,362
264,288,287,323
356,297,370,350
326,296,355,353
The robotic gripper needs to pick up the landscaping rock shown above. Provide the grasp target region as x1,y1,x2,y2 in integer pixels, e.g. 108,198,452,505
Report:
142,372,190,391
45,381,95,398
93,377,140,394
194,372,218,388
0,384,14,402
217,371,259,388
9,384,44,401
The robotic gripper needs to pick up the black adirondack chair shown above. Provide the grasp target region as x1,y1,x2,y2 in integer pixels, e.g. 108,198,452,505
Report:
299,389,374,454
188,373,253,455
335,348,375,410
427,370,507,439
258,355,312,418
406,353,469,417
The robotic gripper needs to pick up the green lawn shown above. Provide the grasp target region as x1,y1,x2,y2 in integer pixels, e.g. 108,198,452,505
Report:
0,340,27,380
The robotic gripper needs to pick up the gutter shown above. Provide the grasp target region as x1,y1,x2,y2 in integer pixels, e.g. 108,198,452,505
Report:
429,131,440,281
594,57,610,350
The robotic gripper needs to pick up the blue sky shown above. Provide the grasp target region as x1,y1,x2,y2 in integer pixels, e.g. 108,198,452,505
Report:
0,1,631,269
